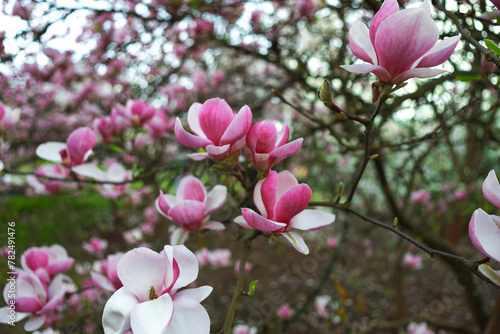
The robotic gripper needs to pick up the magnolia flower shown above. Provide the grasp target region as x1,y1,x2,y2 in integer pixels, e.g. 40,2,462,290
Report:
402,252,423,270
232,325,258,334
341,0,460,85
0,102,21,130
145,111,174,139
245,121,303,171
314,295,332,318
235,170,335,254
175,98,252,161
156,175,227,245
72,162,131,199
0,272,71,331
83,237,108,254
410,189,430,203
91,253,124,292
26,164,68,195
407,321,434,334
277,304,294,319
21,245,74,283
36,127,98,168
121,100,156,128
102,245,212,334
93,116,116,144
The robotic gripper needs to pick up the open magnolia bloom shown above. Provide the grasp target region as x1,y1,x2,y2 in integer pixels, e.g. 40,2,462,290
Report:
234,170,336,255
36,127,98,168
21,245,74,283
156,175,227,245
341,0,460,85
102,245,212,334
175,97,252,161
72,162,132,199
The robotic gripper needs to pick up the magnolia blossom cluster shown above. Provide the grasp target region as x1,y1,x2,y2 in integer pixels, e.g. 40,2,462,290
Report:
468,170,500,286
0,245,74,331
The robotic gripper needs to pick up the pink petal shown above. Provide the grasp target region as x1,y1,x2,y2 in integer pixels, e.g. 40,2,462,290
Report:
35,142,66,163
255,122,278,153
23,249,49,270
168,201,206,231
369,0,399,46
416,35,460,68
271,138,303,158
156,191,174,219
478,264,500,287
276,170,299,200
219,105,253,146
340,64,391,82
188,152,209,161
91,272,115,292
289,209,336,231
253,179,267,218
375,8,439,78
66,127,98,165
242,208,287,232
391,68,446,85
246,121,263,152
260,171,279,220
281,231,309,255
164,294,211,334
274,184,312,223
175,118,213,148
187,103,207,138
234,215,252,229
469,209,500,262
205,185,227,214
0,307,28,324
201,221,225,230
72,163,105,180
198,98,235,145
46,259,74,277
276,124,291,147
14,297,43,313
130,294,174,334
349,21,377,64
482,170,500,209
117,248,166,302
163,245,199,292
177,176,207,202
102,287,140,334
206,144,230,156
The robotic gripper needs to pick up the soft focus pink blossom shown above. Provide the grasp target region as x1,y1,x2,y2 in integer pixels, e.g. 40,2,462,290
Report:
82,237,108,254
245,121,303,171
91,253,124,292
234,260,252,273
341,0,460,85
232,325,258,334
235,170,335,254
0,102,21,130
156,175,227,244
410,189,430,203
277,304,294,319
121,100,156,128
314,295,331,318
403,252,423,270
407,321,434,334
454,189,468,201
175,98,253,161
123,228,143,245
72,162,131,199
26,164,68,195
145,111,174,139
102,245,212,334
327,237,339,248
21,245,74,283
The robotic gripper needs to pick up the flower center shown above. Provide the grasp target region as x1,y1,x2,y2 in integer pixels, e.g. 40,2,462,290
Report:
149,286,158,300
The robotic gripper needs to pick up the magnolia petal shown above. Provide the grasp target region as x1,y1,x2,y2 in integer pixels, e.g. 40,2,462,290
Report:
66,127,98,164
242,208,286,232
349,21,377,64
282,231,309,255
220,105,253,146
469,209,500,262
271,138,303,158
174,286,213,303
234,215,252,229
170,227,189,245
276,170,299,200
289,209,336,231
478,264,500,287
164,294,211,334
198,98,235,145
206,144,230,156
187,152,209,161
155,193,173,220
255,122,278,153
253,179,267,218
187,102,207,138
482,170,500,209
369,0,399,46
103,287,139,334
0,307,28,324
169,245,199,292
276,123,291,147
24,314,46,331
72,163,105,180
168,201,206,231
261,170,279,219
175,118,213,148
253,153,271,170
0,160,4,172
35,142,66,163
416,35,460,68
246,121,262,151
274,184,312,224
202,221,226,230
177,176,207,202
130,294,174,334
340,64,392,82
14,297,43,313
91,272,115,292
117,248,166,302
206,185,227,214
391,68,446,86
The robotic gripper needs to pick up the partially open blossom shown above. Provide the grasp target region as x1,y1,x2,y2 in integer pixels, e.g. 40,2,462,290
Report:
235,170,335,254
83,237,108,255
407,321,434,334
0,272,72,331
26,164,68,195
403,252,423,270
93,116,116,144
36,127,98,168
277,304,294,319
0,102,21,131
21,245,74,283
91,252,124,292
156,175,227,244
341,0,460,85
245,121,303,171
102,245,212,334
145,111,174,139
121,100,156,128
175,98,252,161
72,162,131,199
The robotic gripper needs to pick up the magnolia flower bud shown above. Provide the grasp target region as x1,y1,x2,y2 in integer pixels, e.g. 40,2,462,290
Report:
317,79,334,106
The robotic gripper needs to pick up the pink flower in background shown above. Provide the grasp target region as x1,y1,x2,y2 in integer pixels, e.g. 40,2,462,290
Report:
277,304,294,319
407,321,434,334
145,111,174,139
72,162,131,199
121,100,156,128
102,245,212,334
26,164,69,195
175,98,252,161
82,237,108,254
91,253,124,292
123,228,143,245
235,170,335,254
454,189,468,201
327,237,339,248
0,102,21,130
156,175,227,245
234,260,252,273
232,325,257,334
208,249,232,267
403,252,423,270
21,245,74,283
410,189,430,203
245,121,303,171
93,116,116,144
36,127,98,168
314,295,332,318
341,0,460,85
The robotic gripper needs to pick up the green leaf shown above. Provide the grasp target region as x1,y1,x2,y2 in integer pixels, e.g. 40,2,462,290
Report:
455,75,481,82
485,39,500,56
108,144,123,152
248,280,259,296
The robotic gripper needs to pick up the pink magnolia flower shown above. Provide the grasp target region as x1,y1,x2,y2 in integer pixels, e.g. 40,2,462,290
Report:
0,271,71,331
72,162,131,199
145,111,174,139
245,121,303,171
91,253,124,292
21,245,74,283
341,0,460,85
234,260,252,273
410,189,430,203
102,245,212,334
454,189,468,201
93,116,116,144
235,170,335,254
314,295,332,318
0,102,21,130
156,175,227,244
327,237,339,248
277,304,294,319
121,100,156,128
402,252,423,270
36,127,98,168
26,164,69,195
407,321,434,334
208,249,232,267
82,237,108,254
175,98,253,161
232,325,257,334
